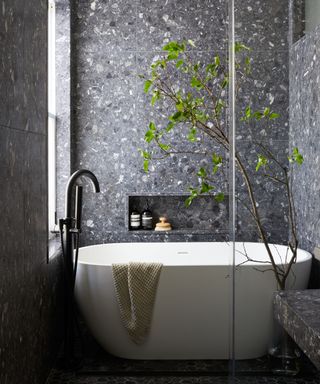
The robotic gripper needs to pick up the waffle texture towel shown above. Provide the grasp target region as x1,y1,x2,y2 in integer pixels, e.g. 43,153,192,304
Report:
112,262,163,344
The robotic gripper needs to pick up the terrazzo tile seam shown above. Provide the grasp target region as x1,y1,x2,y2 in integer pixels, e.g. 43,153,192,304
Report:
0,123,47,137
235,139,289,144
72,48,289,55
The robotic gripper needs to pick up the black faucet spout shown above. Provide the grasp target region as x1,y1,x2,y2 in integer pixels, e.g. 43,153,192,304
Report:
65,169,100,218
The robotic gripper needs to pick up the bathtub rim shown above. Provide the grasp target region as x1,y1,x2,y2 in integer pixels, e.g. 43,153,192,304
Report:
76,241,312,267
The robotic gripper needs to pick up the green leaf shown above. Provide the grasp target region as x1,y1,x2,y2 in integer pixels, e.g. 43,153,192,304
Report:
234,42,251,53
195,110,208,123
167,51,179,60
253,111,263,120
151,90,161,106
215,99,225,116
200,182,214,194
256,155,268,172
190,76,203,90
206,63,218,77
212,165,219,174
244,56,252,74
263,107,270,117
212,153,222,165
187,127,197,142
170,111,186,122
185,195,194,207
170,111,182,121
163,41,185,53
185,187,198,207
143,159,149,173
145,130,155,143
144,79,153,93
212,153,222,174
289,147,304,165
138,149,151,159
193,62,200,72
176,59,184,68
166,121,175,132
149,121,156,131
214,192,225,203
158,143,171,151
221,77,229,89
214,55,220,66
176,101,184,112
197,167,207,178
269,112,280,119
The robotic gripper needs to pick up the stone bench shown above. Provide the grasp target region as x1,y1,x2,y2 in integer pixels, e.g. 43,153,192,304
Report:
274,289,320,370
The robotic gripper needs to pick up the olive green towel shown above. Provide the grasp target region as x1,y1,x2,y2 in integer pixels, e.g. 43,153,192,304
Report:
112,262,162,345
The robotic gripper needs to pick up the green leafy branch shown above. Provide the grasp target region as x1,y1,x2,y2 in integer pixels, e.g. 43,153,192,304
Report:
139,39,304,290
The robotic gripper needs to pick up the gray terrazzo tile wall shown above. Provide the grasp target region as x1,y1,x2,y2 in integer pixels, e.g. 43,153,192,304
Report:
71,0,290,246
0,1,63,384
234,1,290,243
289,24,320,284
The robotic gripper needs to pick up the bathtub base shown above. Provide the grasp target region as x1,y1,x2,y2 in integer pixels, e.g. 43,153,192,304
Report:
75,242,312,360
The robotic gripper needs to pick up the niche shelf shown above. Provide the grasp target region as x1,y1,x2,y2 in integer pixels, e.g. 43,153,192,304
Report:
126,193,228,234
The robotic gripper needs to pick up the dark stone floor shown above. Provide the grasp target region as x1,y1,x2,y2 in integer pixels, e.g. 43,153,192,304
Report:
45,321,320,384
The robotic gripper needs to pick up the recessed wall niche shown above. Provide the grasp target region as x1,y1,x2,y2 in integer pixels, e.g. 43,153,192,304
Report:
127,194,229,234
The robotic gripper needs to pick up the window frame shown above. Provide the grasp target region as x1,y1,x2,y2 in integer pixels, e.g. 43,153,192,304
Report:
48,0,57,237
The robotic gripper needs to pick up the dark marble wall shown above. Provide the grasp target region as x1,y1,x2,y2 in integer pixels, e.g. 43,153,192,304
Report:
71,0,290,246
289,24,320,284
0,1,63,384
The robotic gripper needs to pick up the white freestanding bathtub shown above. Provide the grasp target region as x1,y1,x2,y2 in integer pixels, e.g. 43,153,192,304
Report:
74,242,311,360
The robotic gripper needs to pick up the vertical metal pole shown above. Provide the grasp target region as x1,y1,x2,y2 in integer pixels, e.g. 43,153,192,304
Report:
228,0,236,380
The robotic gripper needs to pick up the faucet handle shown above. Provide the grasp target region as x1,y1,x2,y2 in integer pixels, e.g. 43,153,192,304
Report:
74,185,83,232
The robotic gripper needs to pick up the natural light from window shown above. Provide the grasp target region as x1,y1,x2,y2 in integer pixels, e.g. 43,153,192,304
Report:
48,0,56,236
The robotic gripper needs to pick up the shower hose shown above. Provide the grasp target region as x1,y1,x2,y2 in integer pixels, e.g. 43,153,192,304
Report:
59,219,84,369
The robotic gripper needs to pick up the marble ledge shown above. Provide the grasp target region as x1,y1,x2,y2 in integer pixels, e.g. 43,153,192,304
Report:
48,235,62,261
128,229,228,235
274,289,320,370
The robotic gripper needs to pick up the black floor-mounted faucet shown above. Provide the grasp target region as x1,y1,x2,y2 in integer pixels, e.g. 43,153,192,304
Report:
59,169,100,368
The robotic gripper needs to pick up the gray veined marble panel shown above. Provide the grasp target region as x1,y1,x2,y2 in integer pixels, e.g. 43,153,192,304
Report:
0,0,47,133
24,133,48,267
0,126,26,291
0,1,63,382
0,126,63,384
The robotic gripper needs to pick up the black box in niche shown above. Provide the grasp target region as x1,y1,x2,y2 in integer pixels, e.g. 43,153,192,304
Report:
127,193,229,233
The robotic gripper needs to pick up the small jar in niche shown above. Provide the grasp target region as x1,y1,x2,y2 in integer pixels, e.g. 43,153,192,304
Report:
130,209,141,230
141,209,153,230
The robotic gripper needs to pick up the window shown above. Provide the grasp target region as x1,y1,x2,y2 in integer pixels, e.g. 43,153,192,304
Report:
305,0,320,32
48,0,57,236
